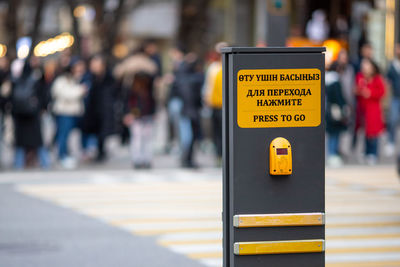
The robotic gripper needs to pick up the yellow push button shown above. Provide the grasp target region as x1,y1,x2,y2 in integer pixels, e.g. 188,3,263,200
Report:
269,137,292,175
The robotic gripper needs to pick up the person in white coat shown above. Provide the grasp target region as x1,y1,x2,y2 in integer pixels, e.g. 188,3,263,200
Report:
306,9,330,43
51,59,86,169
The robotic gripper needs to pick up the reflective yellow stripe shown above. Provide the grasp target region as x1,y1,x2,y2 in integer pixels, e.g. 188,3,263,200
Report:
327,233,400,240
327,246,400,254
233,212,324,228
188,252,222,259
133,227,221,236
159,239,221,246
326,261,400,267
327,221,400,228
111,217,220,225
234,239,325,255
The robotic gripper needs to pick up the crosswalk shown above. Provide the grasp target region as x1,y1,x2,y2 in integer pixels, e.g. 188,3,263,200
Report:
16,166,400,266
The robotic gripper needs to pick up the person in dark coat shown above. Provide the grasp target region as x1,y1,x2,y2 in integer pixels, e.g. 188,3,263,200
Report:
123,72,157,168
11,57,50,169
143,40,162,78
82,55,116,162
0,57,11,113
326,66,349,167
386,43,400,155
79,63,97,160
0,57,11,167
116,48,158,168
165,46,185,154
172,53,204,168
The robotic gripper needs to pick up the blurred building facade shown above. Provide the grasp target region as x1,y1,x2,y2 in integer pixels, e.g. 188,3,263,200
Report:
221,0,399,68
0,0,398,68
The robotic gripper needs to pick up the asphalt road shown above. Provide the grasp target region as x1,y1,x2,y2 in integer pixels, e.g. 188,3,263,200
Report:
1,165,400,267
0,183,205,267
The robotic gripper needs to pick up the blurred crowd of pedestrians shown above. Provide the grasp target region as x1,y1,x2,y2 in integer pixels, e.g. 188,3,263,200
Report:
0,37,399,170
0,40,227,170
326,43,400,167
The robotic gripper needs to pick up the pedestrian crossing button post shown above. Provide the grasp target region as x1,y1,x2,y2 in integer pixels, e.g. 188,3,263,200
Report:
269,137,292,175
222,47,325,267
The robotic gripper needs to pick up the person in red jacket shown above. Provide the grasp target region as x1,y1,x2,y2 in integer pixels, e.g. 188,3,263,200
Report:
355,58,386,164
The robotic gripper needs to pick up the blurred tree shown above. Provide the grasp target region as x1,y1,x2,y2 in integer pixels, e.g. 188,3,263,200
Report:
28,0,45,58
104,0,126,57
4,0,211,61
177,0,211,57
5,0,45,59
91,0,105,52
5,0,135,60
89,0,131,60
67,0,82,55
5,0,21,59
63,0,131,58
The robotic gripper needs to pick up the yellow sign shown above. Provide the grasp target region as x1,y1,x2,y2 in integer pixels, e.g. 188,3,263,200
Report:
237,69,321,128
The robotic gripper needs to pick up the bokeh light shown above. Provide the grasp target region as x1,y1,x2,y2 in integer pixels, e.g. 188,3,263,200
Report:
34,33,75,57
323,39,342,63
73,5,86,18
0,44,7,57
17,44,30,59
